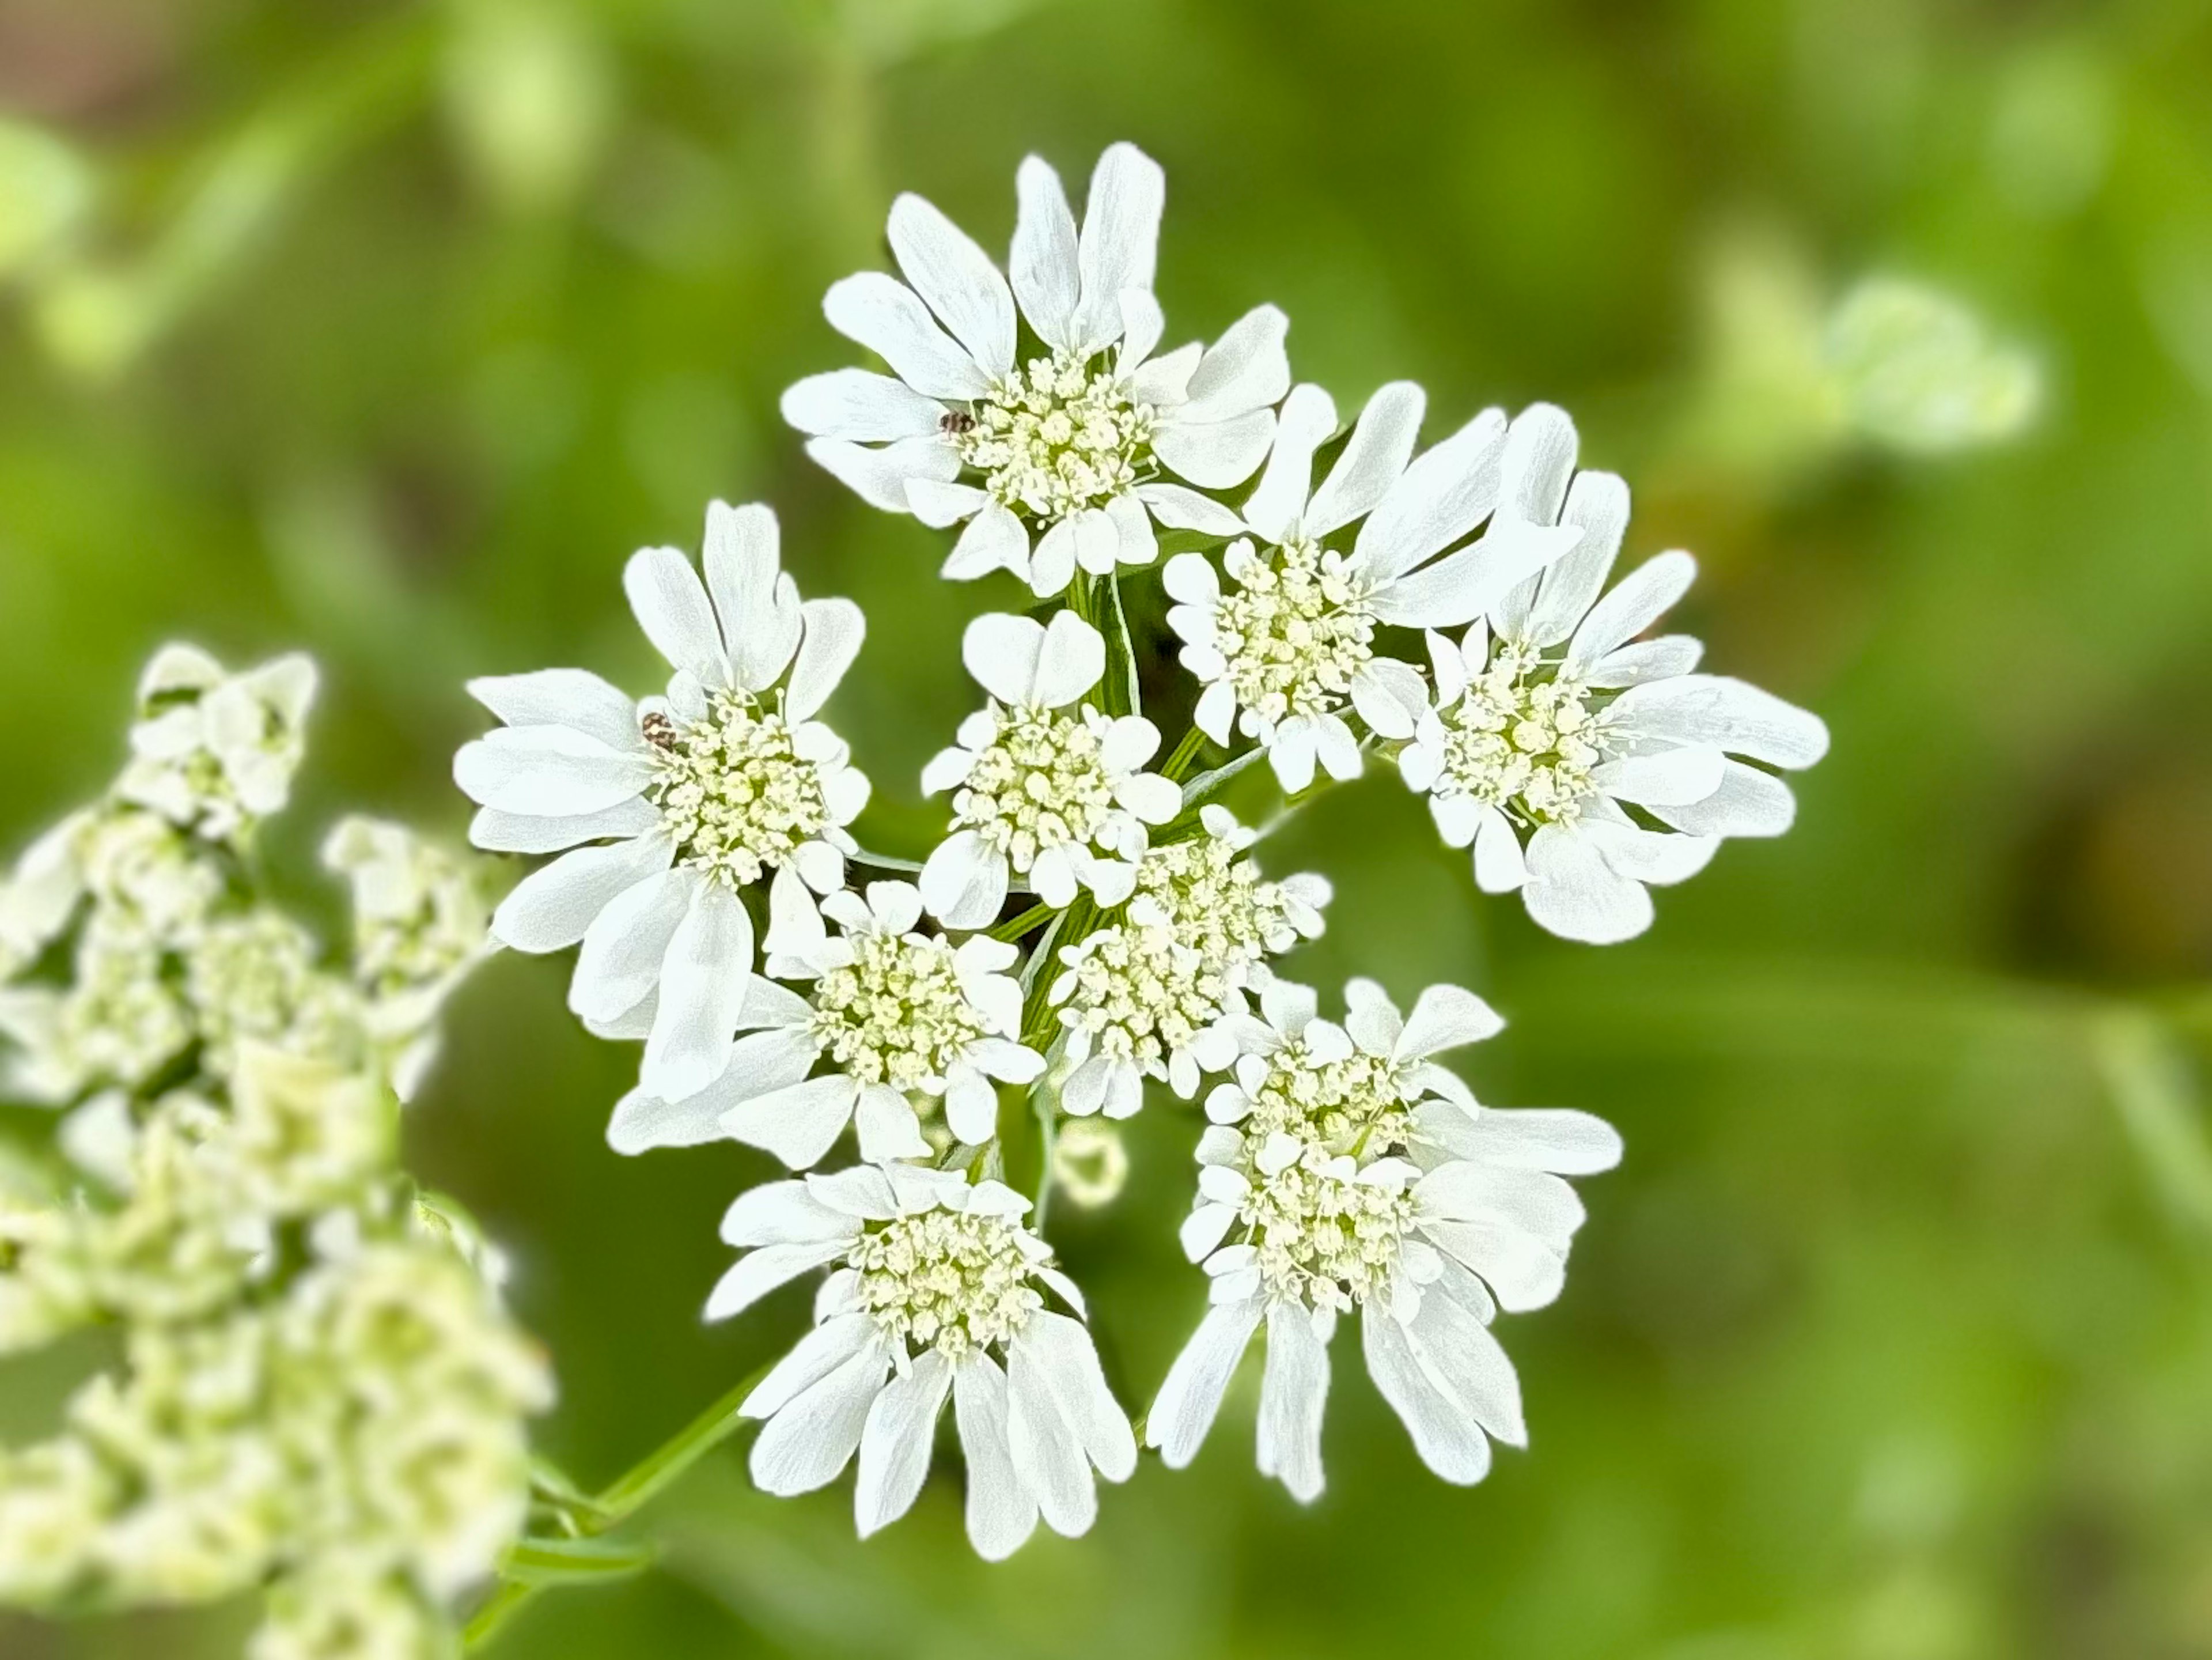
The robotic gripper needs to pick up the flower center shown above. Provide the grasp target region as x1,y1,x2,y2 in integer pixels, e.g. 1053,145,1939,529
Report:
1245,1041,1414,1158
1436,642,1611,827
1213,541,1376,726
952,351,1153,524
809,931,984,1090
849,1209,1041,1358
1134,834,1289,975
1243,1143,1417,1314
1054,924,1228,1069
952,708,1116,872
646,691,828,887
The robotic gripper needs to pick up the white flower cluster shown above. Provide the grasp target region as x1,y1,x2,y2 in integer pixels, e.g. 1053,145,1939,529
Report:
0,648,544,1655
446,139,1830,1566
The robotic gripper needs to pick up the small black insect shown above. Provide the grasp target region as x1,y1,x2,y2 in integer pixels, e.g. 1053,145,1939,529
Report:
640,710,679,751
939,409,978,436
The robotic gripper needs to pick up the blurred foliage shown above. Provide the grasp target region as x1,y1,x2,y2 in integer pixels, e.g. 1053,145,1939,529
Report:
2,0,2210,1656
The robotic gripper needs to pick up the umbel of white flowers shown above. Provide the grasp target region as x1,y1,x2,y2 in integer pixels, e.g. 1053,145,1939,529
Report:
448,138,1828,1563
0,646,546,1657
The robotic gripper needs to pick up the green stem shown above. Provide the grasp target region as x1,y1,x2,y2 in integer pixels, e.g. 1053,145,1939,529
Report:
987,902,1055,943
1160,724,1208,782
1032,1088,1059,1231
464,1363,773,1651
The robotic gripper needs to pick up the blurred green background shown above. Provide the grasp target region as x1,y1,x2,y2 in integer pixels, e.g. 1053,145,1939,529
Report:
4,0,2212,1655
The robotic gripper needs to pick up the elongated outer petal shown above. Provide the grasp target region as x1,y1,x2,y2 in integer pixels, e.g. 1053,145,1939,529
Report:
467,668,643,753
470,797,661,856
805,435,961,513
569,868,693,1022
1418,1105,1623,1175
454,727,653,818
823,271,990,400
1032,610,1107,708
779,369,945,442
1180,304,1291,422
941,502,1028,582
1240,383,1338,545
1153,409,1276,489
1146,1296,1264,1468
786,599,865,722
641,880,756,1102
1306,380,1426,539
1649,759,1796,838
1563,550,1696,674
704,1237,851,1323
1527,470,1630,648
492,831,673,953
1520,825,1653,945
1016,1310,1137,1482
1007,1340,1097,1536
1353,407,1510,583
1395,984,1503,1061
743,1313,877,1419
724,1073,860,1170
1362,1307,1492,1485
1257,1302,1331,1503
855,1349,953,1537
626,545,729,689
1408,1280,1526,1446
889,192,1014,379
955,1353,1040,1561
1608,674,1830,769
962,612,1046,706
1071,142,1165,352
1012,155,1081,350
1137,483,1247,535
751,1343,891,1496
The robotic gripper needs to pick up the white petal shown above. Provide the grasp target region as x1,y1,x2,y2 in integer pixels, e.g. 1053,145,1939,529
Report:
944,1066,999,1145
1497,402,1580,526
1240,383,1337,545
823,271,988,399
1071,506,1119,575
469,797,660,856
1528,470,1628,646
855,1349,953,1537
805,434,961,512
1156,409,1275,490
941,502,1028,581
1007,1343,1097,1537
1353,407,1509,583
1107,490,1157,568
1565,550,1697,673
1587,634,1703,688
641,882,757,1102
1011,155,1080,350
1423,1105,1623,1175
1649,760,1796,838
706,1238,851,1323
1593,745,1726,808
1071,142,1165,353
1608,674,1830,769
786,598,865,721
467,668,642,752
953,1354,1040,1561
1028,517,1078,599
608,1081,731,1154
962,612,1046,706
1341,977,1403,1054
625,545,729,688
750,1344,891,1495
779,368,945,441
724,1072,859,1170
1472,805,1527,893
743,1312,876,1415
1520,825,1653,945
919,831,1007,929
454,727,652,818
1408,1284,1525,1446
1137,483,1246,535
1361,1307,1492,1485
855,1086,931,1162
889,192,1014,379
1033,610,1107,708
569,868,693,1023
491,832,672,953
1580,818,1718,886
1179,304,1291,422
1018,1310,1135,1482
1306,380,1425,538
1349,658,1427,740
910,478,987,530
1256,1300,1331,1503
1146,1298,1263,1468
722,1179,857,1247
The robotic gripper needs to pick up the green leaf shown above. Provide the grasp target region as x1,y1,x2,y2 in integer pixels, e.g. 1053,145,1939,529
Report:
499,1535,657,1587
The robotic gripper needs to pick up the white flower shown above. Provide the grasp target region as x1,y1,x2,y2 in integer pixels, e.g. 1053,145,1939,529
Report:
1146,978,1620,1500
0,925,194,1105
1395,406,1830,943
457,501,872,1102
605,880,1045,1166
1127,804,1330,973
781,141,1290,598
918,611,1179,927
1164,385,1584,790
1047,921,1240,1117
710,1163,1134,1559
116,646,319,841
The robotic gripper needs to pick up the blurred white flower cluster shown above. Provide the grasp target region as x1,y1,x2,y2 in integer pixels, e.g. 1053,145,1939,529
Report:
450,137,1834,1573
0,646,544,1655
